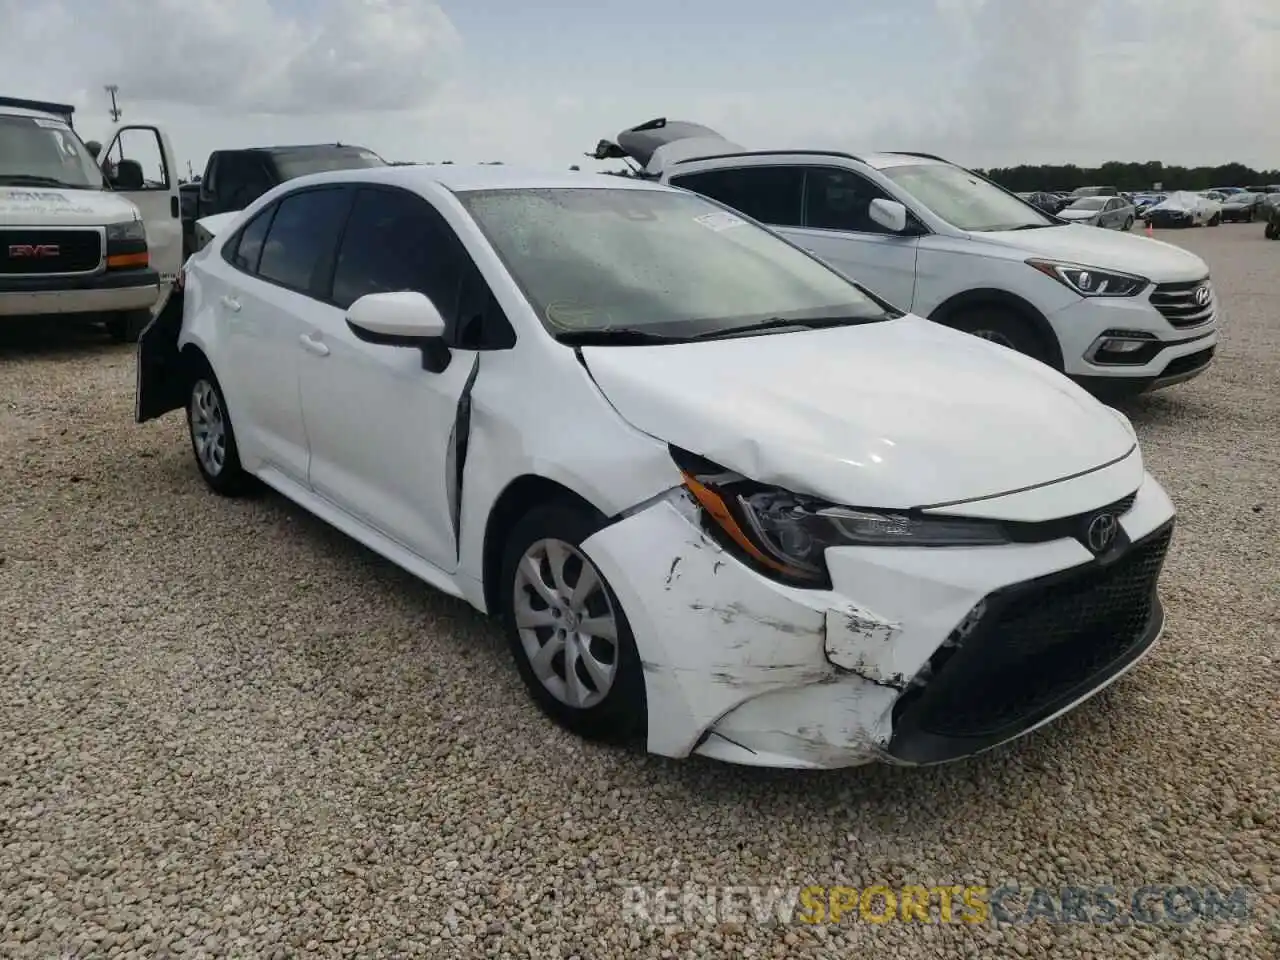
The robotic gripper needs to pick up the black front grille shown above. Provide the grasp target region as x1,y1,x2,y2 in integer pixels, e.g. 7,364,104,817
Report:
1161,347,1215,379
0,228,102,275
1150,278,1215,328
891,523,1173,752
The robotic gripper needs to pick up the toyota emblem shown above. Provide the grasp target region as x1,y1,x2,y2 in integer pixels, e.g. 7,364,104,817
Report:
1086,513,1119,554
1194,284,1212,307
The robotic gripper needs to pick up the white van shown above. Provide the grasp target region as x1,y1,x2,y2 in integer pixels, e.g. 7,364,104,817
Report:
595,119,1219,399
0,96,181,341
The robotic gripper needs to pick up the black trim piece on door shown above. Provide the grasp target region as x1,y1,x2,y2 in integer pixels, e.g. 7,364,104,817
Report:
449,354,483,559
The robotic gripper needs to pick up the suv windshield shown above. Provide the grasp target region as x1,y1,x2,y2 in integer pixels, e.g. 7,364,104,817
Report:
0,114,105,188
880,162,1054,232
273,148,386,180
457,187,892,341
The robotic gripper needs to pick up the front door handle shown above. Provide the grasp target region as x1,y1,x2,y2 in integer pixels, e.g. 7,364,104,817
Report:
299,333,330,357
220,295,241,313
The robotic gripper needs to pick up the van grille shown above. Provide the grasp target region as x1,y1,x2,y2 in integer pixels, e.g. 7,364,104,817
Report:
0,228,103,276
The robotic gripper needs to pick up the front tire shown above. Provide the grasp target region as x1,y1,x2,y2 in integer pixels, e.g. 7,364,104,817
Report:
499,502,647,744
1266,221,1279,240
105,309,152,344
945,307,1052,366
186,363,252,497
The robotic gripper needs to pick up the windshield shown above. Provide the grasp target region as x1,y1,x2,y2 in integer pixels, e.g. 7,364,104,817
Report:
0,114,105,188
1068,198,1107,210
879,163,1054,232
457,187,892,340
274,149,386,180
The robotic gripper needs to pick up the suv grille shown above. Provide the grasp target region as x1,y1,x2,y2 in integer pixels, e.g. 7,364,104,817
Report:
1149,279,1215,329
891,523,1173,749
0,228,103,276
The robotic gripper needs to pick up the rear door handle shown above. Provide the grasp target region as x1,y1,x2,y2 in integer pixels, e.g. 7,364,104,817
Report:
299,333,330,357
220,295,241,313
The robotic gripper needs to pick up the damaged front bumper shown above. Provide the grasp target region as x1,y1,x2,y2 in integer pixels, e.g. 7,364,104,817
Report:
580,474,1176,769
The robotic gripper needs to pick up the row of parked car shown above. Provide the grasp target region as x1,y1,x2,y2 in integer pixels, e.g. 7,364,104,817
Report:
1019,184,1280,232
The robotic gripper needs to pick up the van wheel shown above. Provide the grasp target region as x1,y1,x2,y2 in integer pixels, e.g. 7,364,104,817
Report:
945,307,1051,365
499,502,647,744
187,362,253,497
106,309,152,344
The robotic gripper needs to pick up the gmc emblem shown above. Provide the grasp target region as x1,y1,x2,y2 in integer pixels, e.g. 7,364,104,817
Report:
8,243,61,258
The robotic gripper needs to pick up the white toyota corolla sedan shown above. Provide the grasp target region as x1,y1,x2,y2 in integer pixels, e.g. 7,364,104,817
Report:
136,165,1177,769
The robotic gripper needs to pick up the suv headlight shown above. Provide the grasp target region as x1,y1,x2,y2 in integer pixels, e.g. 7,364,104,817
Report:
105,219,147,243
675,449,1009,587
1027,259,1148,297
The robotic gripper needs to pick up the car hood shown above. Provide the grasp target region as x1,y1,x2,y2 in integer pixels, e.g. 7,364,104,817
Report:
1058,209,1100,220
579,315,1135,510
0,186,140,226
973,221,1208,282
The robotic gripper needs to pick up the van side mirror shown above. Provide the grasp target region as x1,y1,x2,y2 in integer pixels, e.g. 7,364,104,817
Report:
869,198,909,233
346,291,452,373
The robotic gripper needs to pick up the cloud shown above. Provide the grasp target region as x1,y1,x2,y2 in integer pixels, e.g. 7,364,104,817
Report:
0,0,460,114
933,0,1280,167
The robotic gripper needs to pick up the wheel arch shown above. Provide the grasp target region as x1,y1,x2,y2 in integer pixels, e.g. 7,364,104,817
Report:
480,474,612,616
928,288,1065,371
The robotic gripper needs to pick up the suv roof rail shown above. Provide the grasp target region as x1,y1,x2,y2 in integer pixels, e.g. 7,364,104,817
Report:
672,148,865,167
885,151,949,162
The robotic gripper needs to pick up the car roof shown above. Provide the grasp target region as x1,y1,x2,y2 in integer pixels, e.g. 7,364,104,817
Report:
282,164,675,195
0,105,65,122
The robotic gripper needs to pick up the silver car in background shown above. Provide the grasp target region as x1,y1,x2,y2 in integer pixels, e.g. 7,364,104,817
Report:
1057,196,1136,231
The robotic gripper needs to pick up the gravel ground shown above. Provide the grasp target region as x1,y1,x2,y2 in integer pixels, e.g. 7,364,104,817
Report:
1,223,1277,959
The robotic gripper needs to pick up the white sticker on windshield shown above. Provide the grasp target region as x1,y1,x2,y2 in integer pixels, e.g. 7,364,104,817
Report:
31,118,70,129
694,211,746,232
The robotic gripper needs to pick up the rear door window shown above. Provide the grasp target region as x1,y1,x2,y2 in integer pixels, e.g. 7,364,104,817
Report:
669,166,804,227
256,187,352,294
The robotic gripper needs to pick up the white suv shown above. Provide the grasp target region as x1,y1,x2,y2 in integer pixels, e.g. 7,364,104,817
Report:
598,120,1219,399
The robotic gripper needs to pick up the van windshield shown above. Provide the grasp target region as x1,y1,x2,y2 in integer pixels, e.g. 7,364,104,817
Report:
458,187,892,342
880,162,1055,233
0,114,105,189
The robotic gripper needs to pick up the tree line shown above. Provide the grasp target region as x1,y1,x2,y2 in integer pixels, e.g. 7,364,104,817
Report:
976,161,1280,193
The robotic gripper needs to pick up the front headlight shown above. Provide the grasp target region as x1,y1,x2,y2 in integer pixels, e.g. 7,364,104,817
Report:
105,219,147,243
675,450,1009,587
1027,259,1149,297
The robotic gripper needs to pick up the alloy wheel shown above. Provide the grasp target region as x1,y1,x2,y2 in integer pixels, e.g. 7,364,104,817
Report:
190,379,227,477
512,538,619,709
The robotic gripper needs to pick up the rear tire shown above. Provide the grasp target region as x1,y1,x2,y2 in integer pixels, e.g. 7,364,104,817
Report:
1266,221,1279,240
186,360,253,497
944,307,1052,366
1209,213,1221,227
499,501,647,744
1123,217,1134,232
105,309,152,344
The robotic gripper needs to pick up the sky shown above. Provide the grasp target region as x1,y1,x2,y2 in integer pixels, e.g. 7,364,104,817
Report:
1,0,1277,176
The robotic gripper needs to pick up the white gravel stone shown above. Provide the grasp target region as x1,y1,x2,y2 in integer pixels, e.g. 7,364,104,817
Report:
1,226,1277,958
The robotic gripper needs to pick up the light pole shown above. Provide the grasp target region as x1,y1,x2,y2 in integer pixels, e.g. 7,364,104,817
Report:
104,85,122,122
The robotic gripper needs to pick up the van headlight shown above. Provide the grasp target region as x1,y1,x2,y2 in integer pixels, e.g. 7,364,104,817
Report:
105,220,147,243
1027,259,1148,297
674,449,1009,587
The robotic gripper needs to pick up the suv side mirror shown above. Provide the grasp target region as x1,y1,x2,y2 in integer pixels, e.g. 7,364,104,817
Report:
346,291,452,373
869,198,909,233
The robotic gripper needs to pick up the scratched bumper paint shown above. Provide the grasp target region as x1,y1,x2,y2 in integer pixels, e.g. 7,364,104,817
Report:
581,475,1176,770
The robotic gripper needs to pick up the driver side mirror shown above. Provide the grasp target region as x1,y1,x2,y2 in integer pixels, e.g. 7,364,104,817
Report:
869,198,910,234
346,291,452,373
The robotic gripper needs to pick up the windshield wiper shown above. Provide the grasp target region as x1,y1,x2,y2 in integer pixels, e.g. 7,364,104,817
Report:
0,174,81,188
554,328,685,346
690,315,881,341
